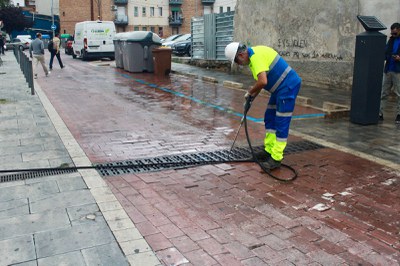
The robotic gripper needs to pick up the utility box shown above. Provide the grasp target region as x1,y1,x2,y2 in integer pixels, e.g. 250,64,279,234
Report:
350,16,387,125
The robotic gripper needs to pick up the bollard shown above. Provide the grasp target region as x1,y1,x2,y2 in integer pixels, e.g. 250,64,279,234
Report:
13,47,35,95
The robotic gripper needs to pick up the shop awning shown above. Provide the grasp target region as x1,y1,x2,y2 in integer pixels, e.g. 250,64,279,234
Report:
171,7,181,12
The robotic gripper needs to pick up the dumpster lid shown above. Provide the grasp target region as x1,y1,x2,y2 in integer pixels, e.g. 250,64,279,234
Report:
123,31,162,44
114,32,129,40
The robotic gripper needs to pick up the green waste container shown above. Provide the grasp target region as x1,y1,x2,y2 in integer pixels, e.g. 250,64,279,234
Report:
122,31,162,73
113,32,128,69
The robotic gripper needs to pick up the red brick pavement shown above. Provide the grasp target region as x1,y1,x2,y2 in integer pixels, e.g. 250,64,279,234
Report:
38,57,399,265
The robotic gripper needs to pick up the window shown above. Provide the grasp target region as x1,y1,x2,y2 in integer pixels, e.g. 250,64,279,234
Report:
134,7,138,17
158,27,163,37
227,7,231,12
134,26,139,31
158,7,162,17
150,26,155,32
150,7,154,17
142,7,146,17
219,6,223,13
142,26,147,31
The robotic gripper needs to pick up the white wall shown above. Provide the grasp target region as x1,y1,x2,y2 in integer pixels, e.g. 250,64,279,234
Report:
36,0,59,16
234,0,400,89
10,0,25,7
127,0,168,28
214,0,236,13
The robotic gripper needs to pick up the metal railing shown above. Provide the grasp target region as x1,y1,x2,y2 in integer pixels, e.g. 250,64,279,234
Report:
14,47,34,95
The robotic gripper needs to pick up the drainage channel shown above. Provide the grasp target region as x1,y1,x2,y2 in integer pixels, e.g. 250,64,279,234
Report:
96,140,324,177
0,140,324,182
0,168,77,183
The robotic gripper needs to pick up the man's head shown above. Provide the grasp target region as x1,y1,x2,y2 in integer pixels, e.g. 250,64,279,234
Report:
36,32,42,39
55,33,60,38
225,42,250,66
390,23,400,38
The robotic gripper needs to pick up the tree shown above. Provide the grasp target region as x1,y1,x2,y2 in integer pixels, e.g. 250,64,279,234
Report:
0,6,33,35
0,0,9,9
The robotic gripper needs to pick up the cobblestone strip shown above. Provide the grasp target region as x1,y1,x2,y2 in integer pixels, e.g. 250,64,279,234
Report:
33,81,162,266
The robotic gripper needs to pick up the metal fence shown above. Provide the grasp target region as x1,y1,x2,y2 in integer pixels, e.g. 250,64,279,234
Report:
14,47,34,95
191,11,234,60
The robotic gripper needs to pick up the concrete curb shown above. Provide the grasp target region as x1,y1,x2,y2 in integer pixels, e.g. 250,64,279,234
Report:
33,81,162,266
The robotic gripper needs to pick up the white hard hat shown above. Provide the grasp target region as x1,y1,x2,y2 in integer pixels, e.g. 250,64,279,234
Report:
225,42,240,64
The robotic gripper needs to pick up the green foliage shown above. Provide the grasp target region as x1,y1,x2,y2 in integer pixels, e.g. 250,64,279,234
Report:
0,0,9,8
0,6,33,34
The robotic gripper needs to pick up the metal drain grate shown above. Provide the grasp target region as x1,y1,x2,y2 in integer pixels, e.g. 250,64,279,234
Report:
0,168,77,183
96,140,324,177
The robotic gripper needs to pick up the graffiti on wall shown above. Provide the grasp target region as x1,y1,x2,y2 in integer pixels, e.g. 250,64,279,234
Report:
277,38,344,61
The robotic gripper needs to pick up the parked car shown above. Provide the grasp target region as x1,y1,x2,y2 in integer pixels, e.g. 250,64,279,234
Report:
171,36,192,56
65,36,74,55
162,33,190,48
161,34,182,44
6,35,32,51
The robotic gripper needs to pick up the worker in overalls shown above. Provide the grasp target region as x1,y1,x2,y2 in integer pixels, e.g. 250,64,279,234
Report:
225,42,301,169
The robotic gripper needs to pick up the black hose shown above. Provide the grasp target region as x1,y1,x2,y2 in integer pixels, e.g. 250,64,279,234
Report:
242,97,298,182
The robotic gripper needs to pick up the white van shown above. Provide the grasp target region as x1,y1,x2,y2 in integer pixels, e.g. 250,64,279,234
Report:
72,21,116,60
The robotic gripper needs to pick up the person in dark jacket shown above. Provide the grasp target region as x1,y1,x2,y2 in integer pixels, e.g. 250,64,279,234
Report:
380,22,400,124
0,35,5,55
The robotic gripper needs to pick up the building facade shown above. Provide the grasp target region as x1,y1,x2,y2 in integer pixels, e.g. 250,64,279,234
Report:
59,0,113,35
57,0,236,37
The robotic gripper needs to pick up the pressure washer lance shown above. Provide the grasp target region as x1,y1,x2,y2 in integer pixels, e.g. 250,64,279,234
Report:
229,95,254,153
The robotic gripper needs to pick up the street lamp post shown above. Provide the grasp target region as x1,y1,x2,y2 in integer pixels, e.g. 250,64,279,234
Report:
51,0,55,36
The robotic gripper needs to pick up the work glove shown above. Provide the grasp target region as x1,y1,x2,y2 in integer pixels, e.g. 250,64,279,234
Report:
243,93,254,114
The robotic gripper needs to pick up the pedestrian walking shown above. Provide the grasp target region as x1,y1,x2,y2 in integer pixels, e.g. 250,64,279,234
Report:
225,42,301,170
49,32,64,70
379,22,400,124
0,35,5,55
29,33,49,78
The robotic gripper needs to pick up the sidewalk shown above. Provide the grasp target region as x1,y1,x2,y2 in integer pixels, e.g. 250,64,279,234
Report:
0,53,160,265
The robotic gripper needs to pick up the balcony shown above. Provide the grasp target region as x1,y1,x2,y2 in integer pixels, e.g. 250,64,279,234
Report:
169,0,183,5
114,14,128,25
114,0,128,5
201,0,215,4
169,18,183,26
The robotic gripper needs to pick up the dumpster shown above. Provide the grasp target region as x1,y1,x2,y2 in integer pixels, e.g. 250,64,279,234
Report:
153,47,172,76
123,31,162,73
113,32,127,69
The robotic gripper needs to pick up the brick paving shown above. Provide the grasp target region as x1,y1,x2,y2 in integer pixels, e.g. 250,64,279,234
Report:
35,55,400,265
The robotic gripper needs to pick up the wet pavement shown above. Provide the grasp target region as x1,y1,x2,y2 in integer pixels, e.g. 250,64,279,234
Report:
1,50,399,265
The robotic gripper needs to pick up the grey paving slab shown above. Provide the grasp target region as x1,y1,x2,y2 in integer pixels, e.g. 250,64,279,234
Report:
56,175,88,192
0,198,29,219
29,189,96,213
35,221,116,258
10,260,37,266
0,208,70,240
81,242,129,266
0,180,59,202
66,203,102,224
0,235,36,266
37,250,86,266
